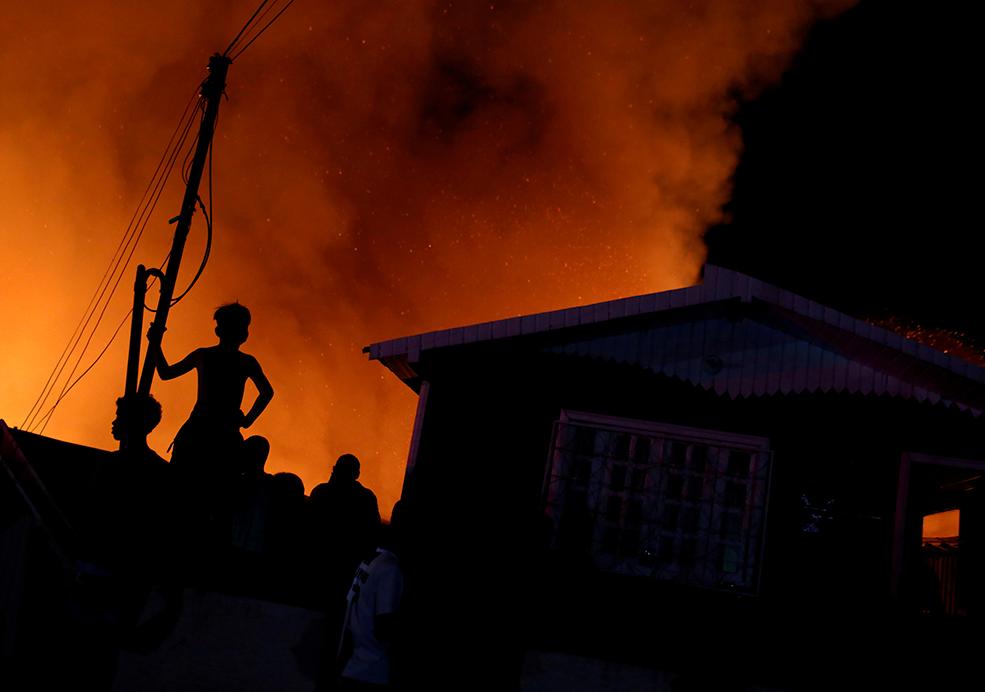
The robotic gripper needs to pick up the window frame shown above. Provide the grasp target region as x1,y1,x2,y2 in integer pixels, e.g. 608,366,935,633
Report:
542,409,773,595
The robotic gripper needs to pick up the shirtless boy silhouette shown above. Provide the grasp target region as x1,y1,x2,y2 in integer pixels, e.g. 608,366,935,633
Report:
150,302,273,488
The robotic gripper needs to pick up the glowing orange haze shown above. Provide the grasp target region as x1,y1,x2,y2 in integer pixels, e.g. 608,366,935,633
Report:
0,1,852,515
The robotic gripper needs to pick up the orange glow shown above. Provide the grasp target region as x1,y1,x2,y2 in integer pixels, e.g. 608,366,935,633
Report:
923,509,960,541
873,317,985,367
0,1,853,515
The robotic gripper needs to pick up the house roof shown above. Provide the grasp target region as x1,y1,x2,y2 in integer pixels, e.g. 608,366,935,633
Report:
365,265,985,414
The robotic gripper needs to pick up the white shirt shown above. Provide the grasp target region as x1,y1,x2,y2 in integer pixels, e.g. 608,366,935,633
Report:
342,548,404,685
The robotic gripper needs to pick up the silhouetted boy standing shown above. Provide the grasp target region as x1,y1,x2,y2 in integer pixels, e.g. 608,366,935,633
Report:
150,302,273,534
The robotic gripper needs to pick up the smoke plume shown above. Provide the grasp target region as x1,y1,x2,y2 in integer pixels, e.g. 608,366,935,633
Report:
0,1,852,513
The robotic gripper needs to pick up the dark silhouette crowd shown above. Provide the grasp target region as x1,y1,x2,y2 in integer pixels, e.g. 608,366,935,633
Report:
56,303,406,690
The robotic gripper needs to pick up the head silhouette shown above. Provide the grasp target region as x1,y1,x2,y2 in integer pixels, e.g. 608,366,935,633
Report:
331,453,360,484
272,471,305,500
389,499,405,532
111,393,163,443
380,500,406,553
214,302,251,346
243,435,271,474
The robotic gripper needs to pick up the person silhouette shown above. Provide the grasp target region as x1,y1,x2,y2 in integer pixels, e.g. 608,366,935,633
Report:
264,471,309,601
230,435,272,554
335,501,406,691
149,303,273,518
67,394,173,690
111,392,167,465
86,393,170,571
310,454,382,572
268,471,307,555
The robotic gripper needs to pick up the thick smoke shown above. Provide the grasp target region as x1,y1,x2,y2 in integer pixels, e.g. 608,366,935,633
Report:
0,1,852,512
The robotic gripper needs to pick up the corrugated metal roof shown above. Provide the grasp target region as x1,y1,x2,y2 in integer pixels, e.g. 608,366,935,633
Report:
366,265,985,413
544,315,976,412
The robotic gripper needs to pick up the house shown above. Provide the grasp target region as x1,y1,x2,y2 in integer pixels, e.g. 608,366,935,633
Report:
366,264,985,691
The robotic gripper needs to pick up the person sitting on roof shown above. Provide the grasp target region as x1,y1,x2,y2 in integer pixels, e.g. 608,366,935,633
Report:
111,392,168,466
85,393,170,570
69,394,175,689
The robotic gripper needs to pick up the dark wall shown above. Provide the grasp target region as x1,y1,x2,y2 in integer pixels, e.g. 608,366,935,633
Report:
398,345,985,689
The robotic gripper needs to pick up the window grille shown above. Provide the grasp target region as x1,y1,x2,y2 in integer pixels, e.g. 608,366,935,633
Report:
543,411,771,593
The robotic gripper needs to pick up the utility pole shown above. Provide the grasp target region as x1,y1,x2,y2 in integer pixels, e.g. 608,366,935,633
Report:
137,54,231,398
124,264,149,397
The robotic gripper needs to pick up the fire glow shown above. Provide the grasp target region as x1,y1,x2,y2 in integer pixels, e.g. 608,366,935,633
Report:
0,1,853,513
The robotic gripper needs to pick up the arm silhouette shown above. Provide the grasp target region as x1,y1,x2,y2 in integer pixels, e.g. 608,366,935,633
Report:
147,326,199,381
242,358,273,428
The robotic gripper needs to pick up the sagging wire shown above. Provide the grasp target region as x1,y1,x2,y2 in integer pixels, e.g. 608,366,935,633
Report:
35,310,134,435
28,0,274,432
21,87,201,431
223,0,274,57
148,105,218,311
25,88,202,432
30,103,201,432
225,0,296,61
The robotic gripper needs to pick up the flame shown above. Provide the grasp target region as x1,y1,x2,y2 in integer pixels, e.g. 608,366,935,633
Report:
0,1,853,515
872,317,985,367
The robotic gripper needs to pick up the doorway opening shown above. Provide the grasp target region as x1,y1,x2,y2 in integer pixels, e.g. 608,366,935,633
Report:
893,453,985,617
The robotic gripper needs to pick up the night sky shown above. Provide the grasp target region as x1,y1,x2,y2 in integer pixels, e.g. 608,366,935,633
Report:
707,1,981,339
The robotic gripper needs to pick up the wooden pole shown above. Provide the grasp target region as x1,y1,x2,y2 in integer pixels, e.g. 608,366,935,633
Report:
124,264,148,398
138,54,230,397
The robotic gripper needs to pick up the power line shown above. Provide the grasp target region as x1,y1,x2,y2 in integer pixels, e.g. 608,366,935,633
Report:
172,129,217,307
39,107,200,427
37,257,168,433
24,88,202,432
229,0,296,61
27,12,261,433
21,87,200,430
27,105,199,430
35,309,133,435
224,0,274,57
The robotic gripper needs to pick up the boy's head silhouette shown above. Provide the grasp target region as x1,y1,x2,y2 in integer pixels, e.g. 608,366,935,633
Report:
214,302,251,346
112,393,162,443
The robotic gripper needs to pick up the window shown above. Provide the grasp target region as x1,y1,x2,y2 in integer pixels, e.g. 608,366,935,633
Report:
922,509,959,545
543,411,771,593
